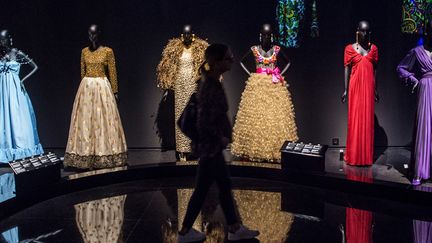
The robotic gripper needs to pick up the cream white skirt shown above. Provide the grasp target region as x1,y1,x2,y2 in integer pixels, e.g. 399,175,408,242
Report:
64,77,127,169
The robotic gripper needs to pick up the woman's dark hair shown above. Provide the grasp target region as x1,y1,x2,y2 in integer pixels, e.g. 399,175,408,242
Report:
205,43,228,62
199,43,229,75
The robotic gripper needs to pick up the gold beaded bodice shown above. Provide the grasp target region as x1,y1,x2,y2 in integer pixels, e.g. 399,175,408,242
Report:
81,47,118,93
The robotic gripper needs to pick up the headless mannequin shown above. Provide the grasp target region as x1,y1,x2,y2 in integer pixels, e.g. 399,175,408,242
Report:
0,29,38,83
405,21,432,95
240,24,290,77
411,21,432,93
410,21,432,183
408,21,432,93
87,25,118,100
342,21,379,103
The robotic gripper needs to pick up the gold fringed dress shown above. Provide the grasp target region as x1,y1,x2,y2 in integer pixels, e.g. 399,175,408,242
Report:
232,45,298,162
156,38,208,153
64,47,127,169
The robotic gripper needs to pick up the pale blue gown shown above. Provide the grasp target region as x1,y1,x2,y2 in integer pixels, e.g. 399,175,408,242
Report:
0,51,43,163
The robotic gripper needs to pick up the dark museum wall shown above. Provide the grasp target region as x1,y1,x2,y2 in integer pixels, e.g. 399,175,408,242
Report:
0,0,418,149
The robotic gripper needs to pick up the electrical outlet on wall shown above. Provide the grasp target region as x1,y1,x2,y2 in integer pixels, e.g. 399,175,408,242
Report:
332,138,339,145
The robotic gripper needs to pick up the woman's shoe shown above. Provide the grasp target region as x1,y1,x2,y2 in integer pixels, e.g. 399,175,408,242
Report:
228,224,259,241
178,228,205,243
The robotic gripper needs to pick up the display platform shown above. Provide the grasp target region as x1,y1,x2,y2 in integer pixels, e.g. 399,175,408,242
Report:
0,147,430,221
1,177,431,242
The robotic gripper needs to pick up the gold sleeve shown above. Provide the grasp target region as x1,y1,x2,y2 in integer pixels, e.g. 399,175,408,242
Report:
80,49,86,80
156,39,180,90
107,48,118,93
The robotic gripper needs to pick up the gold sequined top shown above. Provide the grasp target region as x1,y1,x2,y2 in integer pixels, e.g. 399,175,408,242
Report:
81,46,118,93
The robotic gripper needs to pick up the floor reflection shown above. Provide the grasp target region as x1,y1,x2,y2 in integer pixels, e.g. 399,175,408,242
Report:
0,172,15,203
234,190,293,241
413,220,432,243
343,164,373,243
344,164,373,184
164,189,295,242
0,227,18,243
0,228,63,243
344,208,373,243
74,195,127,243
67,166,128,180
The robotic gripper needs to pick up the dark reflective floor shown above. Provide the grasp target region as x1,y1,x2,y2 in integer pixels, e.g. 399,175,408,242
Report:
326,147,432,187
0,177,431,243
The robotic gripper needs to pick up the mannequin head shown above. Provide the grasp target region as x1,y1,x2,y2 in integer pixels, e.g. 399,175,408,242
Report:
260,24,274,48
356,20,371,46
202,43,234,77
181,24,195,47
88,24,101,49
0,30,12,57
0,30,12,49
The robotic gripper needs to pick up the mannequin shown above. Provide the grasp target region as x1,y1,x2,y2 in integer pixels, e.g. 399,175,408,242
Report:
0,30,38,83
342,21,379,103
240,24,291,76
0,29,44,163
88,24,101,51
156,24,208,161
87,25,118,100
342,20,379,166
181,24,194,47
397,20,432,185
231,23,298,162
64,24,127,169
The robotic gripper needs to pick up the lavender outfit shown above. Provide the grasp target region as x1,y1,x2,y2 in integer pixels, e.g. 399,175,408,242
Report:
397,46,432,180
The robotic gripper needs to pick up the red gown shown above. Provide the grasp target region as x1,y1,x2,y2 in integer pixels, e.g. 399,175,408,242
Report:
344,44,378,166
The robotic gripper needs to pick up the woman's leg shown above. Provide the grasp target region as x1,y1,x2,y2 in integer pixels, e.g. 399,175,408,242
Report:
213,153,238,226
180,158,215,231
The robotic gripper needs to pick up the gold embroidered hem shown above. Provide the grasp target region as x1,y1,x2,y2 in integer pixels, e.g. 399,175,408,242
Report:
65,77,127,169
64,152,127,169
231,73,298,162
